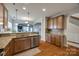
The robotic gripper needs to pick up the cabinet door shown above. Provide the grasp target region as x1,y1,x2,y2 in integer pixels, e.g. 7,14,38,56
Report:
47,17,54,29
46,34,52,43
51,35,55,44
14,38,26,53
55,35,61,47
53,18,57,29
57,16,64,29
0,4,3,25
24,37,31,50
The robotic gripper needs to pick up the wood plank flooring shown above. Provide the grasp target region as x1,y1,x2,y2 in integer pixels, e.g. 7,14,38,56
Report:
35,41,79,56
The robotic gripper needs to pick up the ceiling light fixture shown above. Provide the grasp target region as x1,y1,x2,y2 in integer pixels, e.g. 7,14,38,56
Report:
22,7,26,10
42,8,46,11
16,9,18,20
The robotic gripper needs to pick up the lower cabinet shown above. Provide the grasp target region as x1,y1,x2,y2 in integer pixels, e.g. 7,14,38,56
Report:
4,35,40,56
24,37,31,50
14,37,31,53
4,40,14,56
47,34,65,47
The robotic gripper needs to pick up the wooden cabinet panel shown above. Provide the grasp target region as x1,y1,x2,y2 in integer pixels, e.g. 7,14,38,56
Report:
3,7,8,31
46,15,64,30
4,35,40,56
53,18,57,29
5,40,14,56
57,16,64,29
46,34,52,43
24,37,31,50
0,4,3,25
0,3,8,31
47,17,54,29
14,38,25,53
51,35,55,44
51,35,65,47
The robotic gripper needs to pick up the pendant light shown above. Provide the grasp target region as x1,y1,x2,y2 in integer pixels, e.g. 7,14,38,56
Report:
16,9,18,20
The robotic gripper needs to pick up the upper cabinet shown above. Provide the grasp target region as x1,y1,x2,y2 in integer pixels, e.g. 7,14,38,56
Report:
3,6,8,31
0,4,4,25
0,3,8,32
57,15,64,29
53,18,57,29
46,15,64,30
47,17,54,29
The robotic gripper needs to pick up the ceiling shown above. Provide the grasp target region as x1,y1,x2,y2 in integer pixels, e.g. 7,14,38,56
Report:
4,3,79,24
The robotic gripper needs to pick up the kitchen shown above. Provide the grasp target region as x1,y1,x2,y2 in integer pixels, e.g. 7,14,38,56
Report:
0,3,79,56
0,3,40,56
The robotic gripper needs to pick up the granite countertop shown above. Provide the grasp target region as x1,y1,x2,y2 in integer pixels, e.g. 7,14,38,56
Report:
0,32,38,34
0,34,39,49
0,36,16,49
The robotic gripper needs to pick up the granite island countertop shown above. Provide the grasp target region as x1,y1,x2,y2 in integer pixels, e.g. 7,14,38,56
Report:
0,33,39,49
0,36,16,49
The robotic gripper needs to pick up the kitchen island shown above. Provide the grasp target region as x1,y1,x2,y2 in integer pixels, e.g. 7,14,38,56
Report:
0,32,40,56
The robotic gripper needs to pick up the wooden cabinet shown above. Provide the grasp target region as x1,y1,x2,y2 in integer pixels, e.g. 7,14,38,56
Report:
47,17,54,29
51,35,65,47
24,37,31,50
3,6,8,31
46,15,64,30
57,16,64,29
53,18,57,29
46,34,52,43
14,37,31,53
14,38,26,53
0,3,8,31
46,15,65,47
4,40,14,56
4,35,40,56
0,4,3,23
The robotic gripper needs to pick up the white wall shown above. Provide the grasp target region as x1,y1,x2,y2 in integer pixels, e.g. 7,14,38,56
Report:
41,17,46,41
32,18,46,41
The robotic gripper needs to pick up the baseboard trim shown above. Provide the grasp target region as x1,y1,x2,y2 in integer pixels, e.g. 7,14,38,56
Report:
68,40,79,44
67,41,79,48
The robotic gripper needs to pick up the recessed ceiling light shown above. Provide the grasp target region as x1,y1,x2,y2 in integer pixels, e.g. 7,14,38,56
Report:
25,21,28,23
22,7,26,10
42,8,46,11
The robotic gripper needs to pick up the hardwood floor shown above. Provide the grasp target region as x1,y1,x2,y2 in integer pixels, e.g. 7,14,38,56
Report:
35,41,79,56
